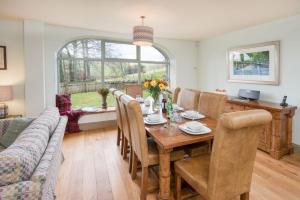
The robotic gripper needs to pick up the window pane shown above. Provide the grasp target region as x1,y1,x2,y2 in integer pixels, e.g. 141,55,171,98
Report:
141,46,166,62
105,42,137,59
86,40,101,58
140,63,168,81
104,62,139,89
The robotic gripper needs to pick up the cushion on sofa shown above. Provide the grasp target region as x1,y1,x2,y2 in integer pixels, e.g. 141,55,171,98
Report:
0,118,33,148
0,107,60,186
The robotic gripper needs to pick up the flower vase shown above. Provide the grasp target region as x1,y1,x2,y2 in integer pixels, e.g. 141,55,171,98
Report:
151,93,162,111
101,95,108,109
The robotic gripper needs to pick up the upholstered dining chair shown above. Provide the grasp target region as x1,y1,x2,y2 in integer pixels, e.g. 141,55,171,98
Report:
185,92,228,157
118,93,134,171
178,88,200,110
124,84,143,98
113,90,125,154
172,87,181,104
121,95,185,200
175,110,272,200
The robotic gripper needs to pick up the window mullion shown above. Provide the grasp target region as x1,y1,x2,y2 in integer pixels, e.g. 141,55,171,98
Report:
137,46,141,84
101,40,105,85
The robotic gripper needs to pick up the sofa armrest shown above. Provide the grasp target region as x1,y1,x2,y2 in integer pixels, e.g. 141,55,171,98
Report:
0,181,42,199
0,119,14,136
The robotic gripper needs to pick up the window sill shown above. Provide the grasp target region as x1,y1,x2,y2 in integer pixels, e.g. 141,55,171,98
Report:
80,106,116,115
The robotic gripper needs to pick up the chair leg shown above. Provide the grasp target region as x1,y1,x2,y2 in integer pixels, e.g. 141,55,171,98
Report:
131,152,138,180
175,173,182,200
120,131,124,155
240,192,249,200
123,138,128,160
140,166,148,200
117,127,121,146
129,146,133,173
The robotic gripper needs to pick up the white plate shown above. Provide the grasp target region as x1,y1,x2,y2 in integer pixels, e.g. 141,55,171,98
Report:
180,112,205,120
179,124,211,135
173,104,184,111
144,118,167,125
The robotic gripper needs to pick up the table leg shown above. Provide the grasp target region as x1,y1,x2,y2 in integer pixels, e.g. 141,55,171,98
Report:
158,146,173,200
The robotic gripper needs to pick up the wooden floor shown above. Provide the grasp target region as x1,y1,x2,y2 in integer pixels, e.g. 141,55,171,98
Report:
55,128,300,200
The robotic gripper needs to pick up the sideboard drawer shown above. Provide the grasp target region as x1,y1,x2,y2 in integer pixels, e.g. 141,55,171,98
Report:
224,103,244,113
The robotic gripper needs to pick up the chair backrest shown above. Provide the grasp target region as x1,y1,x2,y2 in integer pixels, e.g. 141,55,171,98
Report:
109,88,117,95
113,90,124,130
172,87,181,104
122,95,149,167
178,88,200,110
197,92,227,120
124,84,143,98
119,94,132,141
208,110,272,200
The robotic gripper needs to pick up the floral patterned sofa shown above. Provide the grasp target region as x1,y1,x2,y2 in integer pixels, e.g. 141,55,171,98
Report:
0,107,67,200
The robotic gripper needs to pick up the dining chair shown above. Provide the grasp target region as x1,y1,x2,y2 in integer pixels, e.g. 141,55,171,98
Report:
119,94,134,172
124,84,143,98
122,96,185,200
185,92,228,157
178,88,200,110
175,109,272,200
172,87,181,104
113,90,125,154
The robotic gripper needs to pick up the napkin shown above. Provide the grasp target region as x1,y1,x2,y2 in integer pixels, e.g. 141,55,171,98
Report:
147,114,162,122
185,121,203,132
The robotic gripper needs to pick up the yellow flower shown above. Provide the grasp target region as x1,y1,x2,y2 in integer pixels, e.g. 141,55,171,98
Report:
143,81,149,88
150,80,157,87
159,83,165,90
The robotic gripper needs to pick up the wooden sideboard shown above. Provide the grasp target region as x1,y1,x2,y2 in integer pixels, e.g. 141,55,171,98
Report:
224,97,297,159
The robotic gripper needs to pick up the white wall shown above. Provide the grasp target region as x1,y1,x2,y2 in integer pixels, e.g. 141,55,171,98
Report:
0,20,25,115
24,20,46,118
44,24,198,107
197,15,300,145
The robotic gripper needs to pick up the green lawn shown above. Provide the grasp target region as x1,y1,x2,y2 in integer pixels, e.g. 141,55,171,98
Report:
71,90,151,109
71,92,116,109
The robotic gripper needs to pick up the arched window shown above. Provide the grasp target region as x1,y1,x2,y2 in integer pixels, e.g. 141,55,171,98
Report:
57,39,170,108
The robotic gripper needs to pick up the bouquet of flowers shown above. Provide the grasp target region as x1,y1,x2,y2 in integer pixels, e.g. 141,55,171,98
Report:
143,79,168,105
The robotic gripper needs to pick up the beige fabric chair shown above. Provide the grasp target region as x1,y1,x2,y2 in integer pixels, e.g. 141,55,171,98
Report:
172,87,181,104
185,92,228,157
113,90,125,154
124,84,143,98
178,88,200,110
110,88,120,145
175,110,272,200
198,92,227,120
122,95,185,200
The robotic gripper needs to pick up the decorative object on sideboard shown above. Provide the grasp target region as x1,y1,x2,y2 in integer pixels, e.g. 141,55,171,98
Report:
133,16,153,46
238,89,260,100
0,46,7,70
0,86,13,119
280,96,288,107
228,41,280,85
98,87,109,109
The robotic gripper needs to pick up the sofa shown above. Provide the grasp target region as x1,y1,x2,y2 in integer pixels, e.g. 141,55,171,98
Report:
0,107,67,200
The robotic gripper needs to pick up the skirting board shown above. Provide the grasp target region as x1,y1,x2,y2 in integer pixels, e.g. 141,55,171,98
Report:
79,120,117,130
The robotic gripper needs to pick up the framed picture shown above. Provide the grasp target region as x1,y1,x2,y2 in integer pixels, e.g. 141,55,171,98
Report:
0,46,7,70
228,41,280,85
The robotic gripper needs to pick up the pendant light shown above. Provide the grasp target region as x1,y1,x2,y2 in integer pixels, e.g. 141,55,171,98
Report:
133,16,153,46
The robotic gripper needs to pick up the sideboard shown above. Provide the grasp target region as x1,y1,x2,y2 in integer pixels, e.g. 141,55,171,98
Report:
224,97,297,159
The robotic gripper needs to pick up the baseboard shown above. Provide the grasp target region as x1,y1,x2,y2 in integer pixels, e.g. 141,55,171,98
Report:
79,120,117,130
293,143,300,154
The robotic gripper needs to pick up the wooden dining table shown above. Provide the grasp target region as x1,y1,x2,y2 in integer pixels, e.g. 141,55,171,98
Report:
145,114,217,200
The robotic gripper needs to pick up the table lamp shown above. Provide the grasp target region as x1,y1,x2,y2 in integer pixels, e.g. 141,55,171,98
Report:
0,86,13,119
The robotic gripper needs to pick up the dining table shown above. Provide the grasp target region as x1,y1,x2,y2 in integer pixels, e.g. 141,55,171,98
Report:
144,107,217,200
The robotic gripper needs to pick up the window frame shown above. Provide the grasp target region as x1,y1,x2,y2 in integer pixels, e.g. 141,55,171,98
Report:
57,39,170,86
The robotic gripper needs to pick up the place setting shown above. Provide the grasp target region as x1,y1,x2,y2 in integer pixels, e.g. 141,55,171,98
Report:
180,110,205,120
178,121,212,135
144,113,167,125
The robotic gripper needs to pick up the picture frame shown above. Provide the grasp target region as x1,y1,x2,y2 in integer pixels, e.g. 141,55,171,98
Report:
227,41,280,85
0,46,7,70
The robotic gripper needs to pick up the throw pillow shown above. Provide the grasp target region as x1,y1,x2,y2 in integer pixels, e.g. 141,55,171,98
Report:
0,118,33,148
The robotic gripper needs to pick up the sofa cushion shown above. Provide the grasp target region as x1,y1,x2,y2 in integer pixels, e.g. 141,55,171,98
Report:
0,118,33,148
0,107,60,186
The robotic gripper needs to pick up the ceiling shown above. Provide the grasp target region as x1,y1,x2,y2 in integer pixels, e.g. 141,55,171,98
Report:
0,0,300,41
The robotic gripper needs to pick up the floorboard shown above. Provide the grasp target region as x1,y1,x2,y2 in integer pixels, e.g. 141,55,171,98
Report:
55,128,300,200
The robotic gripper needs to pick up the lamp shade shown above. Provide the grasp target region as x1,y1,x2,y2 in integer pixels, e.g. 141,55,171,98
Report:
0,86,13,102
133,25,153,46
